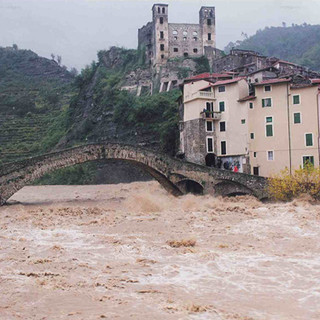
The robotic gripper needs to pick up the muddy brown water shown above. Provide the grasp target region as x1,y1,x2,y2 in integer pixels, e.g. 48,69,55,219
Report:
0,182,320,319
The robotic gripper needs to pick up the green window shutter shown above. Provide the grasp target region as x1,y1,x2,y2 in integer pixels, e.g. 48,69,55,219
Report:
219,101,225,112
306,133,313,146
294,113,301,124
266,124,273,137
262,99,265,108
266,117,272,123
293,95,300,104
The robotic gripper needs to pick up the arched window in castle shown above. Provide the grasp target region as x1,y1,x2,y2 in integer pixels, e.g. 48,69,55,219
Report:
160,17,163,24
162,7,165,14
193,48,198,53
158,7,160,13
173,30,178,35
183,37,187,41
193,31,198,36
160,44,165,51
184,52,188,57
210,10,213,17
207,19,212,25
183,31,188,36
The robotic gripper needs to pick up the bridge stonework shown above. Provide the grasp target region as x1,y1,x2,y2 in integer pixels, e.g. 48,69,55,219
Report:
0,143,268,205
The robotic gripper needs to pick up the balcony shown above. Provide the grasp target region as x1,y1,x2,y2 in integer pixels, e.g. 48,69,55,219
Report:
200,111,221,120
184,91,215,103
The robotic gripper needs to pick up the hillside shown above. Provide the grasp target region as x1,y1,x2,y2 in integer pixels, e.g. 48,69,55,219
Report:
0,46,76,163
225,24,320,71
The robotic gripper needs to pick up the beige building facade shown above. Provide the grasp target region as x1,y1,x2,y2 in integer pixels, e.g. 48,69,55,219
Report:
180,75,320,177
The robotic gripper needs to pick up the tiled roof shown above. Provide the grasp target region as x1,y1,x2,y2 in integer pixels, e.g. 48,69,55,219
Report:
186,73,232,81
238,95,256,102
253,78,291,86
311,79,320,84
211,77,246,86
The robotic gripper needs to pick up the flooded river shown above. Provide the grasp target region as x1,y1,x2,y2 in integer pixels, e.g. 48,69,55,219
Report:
0,182,320,319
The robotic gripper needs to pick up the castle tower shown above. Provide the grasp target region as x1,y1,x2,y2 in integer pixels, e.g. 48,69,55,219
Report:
199,7,216,51
152,4,169,66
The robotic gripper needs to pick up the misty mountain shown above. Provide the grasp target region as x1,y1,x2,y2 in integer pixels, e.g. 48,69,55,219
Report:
225,24,320,71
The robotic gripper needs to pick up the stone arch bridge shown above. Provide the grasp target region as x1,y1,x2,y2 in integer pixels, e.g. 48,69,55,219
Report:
0,143,268,205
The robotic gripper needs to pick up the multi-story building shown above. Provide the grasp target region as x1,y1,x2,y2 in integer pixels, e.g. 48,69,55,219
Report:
249,78,320,176
179,74,320,177
138,4,217,67
180,75,251,173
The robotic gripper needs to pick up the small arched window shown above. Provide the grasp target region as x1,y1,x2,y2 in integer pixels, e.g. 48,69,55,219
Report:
183,31,188,36
193,31,198,36
172,30,178,35
160,17,163,24
158,7,160,13
162,7,165,14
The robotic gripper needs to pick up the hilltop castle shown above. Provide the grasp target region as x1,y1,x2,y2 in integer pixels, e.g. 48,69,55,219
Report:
138,4,217,67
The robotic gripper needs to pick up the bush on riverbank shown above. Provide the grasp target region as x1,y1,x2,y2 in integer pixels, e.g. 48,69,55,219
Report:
268,162,320,201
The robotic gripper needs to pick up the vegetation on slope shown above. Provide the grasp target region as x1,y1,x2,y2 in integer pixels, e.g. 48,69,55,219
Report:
225,24,320,71
65,48,181,155
0,45,76,163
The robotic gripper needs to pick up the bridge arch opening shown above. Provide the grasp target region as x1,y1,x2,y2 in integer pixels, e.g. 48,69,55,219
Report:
0,144,186,205
176,179,204,195
214,180,254,197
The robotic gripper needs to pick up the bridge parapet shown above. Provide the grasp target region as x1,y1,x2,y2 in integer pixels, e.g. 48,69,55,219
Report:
0,142,268,205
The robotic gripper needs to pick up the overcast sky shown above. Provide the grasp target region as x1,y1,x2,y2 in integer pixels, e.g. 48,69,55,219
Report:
0,0,319,70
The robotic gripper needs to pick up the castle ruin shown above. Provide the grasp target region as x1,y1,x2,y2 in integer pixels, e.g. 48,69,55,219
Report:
138,4,217,67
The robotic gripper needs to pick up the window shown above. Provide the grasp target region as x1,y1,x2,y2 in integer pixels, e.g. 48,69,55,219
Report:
253,167,259,176
241,119,245,124
262,98,272,107
193,48,198,53
207,137,214,153
183,31,188,36
293,94,300,105
219,121,226,132
294,112,301,124
158,7,160,13
161,54,164,59
183,37,187,41
160,17,163,24
264,85,271,92
253,152,257,158
267,151,274,161
218,86,225,92
184,52,188,57
160,31,164,39
174,36,178,40
208,33,212,41
172,30,178,35
173,48,178,52
206,121,213,132
162,7,165,14
160,44,164,51
206,102,213,112
250,133,254,139
249,102,254,109
266,116,273,137
193,31,198,36
219,101,225,112
207,19,212,25
305,133,313,146
303,156,314,168
193,37,198,41
221,141,226,155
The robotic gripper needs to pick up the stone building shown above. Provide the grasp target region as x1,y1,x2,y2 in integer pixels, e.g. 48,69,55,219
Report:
138,3,217,67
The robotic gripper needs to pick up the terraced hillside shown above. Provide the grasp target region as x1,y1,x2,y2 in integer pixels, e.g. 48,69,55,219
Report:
0,46,75,163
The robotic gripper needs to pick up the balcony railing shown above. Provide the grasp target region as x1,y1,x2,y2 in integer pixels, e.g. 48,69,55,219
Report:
200,111,221,120
184,91,215,103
